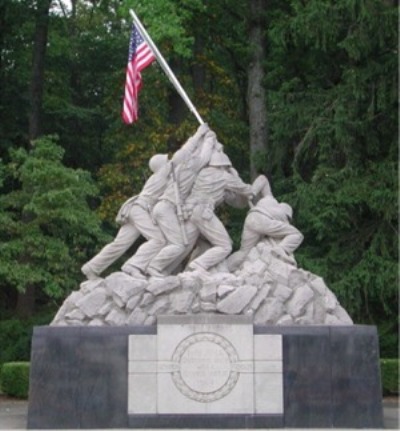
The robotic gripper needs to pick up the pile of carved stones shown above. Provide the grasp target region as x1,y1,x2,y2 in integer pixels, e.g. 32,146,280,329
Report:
52,239,353,326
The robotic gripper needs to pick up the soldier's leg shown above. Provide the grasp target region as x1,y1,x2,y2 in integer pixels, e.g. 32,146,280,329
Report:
166,222,199,274
257,219,303,254
188,211,232,271
121,205,166,275
146,201,191,275
239,213,263,254
276,224,303,254
82,223,140,278
225,213,262,270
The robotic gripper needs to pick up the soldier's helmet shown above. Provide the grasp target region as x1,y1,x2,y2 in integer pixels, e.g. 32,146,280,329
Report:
208,151,232,167
149,154,168,173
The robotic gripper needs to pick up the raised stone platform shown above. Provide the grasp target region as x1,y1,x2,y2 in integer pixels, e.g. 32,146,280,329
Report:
27,317,383,429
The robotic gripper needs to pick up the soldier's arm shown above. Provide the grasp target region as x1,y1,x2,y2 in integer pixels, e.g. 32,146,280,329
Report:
251,174,272,197
223,172,253,209
225,170,252,196
171,123,209,165
195,131,218,170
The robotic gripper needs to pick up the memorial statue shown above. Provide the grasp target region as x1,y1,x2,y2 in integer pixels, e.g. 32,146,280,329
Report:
53,126,353,327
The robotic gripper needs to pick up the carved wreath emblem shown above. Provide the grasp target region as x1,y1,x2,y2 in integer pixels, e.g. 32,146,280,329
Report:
171,332,239,403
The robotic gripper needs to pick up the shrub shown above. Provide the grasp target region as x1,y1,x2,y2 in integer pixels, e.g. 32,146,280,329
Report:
381,359,399,395
0,362,30,398
0,320,32,364
0,311,55,364
378,321,399,359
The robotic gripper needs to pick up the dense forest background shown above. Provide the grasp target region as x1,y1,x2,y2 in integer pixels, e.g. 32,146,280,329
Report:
0,0,398,360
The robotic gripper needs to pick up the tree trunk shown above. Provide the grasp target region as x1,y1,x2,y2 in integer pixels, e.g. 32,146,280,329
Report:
0,2,5,98
28,0,51,143
17,0,51,318
247,0,268,180
192,34,206,92
167,59,188,151
16,285,37,319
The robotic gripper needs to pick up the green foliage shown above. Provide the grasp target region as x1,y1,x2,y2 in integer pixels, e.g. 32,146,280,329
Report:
0,320,32,364
0,362,30,399
43,1,129,171
266,0,398,352
378,320,399,359
122,0,203,58
380,359,399,395
266,0,397,177
0,312,54,364
284,162,398,322
0,136,109,300
0,0,35,151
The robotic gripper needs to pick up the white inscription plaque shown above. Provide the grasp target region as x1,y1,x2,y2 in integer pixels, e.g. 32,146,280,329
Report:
128,315,283,415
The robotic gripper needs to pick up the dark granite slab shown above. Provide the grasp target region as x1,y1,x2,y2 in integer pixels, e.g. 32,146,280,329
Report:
78,331,128,428
128,414,284,428
282,327,332,428
27,327,81,429
28,324,383,429
27,325,155,429
330,325,384,428
253,325,383,429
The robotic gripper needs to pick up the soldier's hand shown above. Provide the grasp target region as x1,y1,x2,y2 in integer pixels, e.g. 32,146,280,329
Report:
197,122,210,136
205,130,217,141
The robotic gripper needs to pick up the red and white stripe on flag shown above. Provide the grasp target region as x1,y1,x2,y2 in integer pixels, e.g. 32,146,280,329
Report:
122,24,156,124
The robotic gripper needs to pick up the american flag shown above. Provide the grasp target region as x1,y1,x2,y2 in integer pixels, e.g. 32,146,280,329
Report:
122,24,156,124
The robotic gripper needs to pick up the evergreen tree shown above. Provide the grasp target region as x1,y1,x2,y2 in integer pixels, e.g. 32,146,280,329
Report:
266,0,398,354
0,136,109,316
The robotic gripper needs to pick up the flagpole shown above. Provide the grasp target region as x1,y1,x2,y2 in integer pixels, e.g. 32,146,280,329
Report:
129,9,204,125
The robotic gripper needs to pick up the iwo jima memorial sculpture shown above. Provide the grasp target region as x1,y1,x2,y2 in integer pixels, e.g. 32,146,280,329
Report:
27,10,383,430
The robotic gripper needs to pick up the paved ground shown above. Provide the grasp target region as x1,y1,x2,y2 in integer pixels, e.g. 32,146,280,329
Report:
383,397,399,430
0,395,398,430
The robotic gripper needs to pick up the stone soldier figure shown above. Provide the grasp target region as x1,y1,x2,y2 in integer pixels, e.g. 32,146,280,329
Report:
231,174,303,267
146,148,252,276
143,129,218,276
81,124,209,280
184,150,252,272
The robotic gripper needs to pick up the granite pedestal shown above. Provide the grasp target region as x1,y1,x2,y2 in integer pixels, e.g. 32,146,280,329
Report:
27,317,383,429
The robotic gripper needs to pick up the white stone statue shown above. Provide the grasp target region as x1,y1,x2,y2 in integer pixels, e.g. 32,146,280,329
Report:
53,128,354,328
183,150,252,272
228,174,303,268
81,123,210,280
142,130,219,276
144,145,252,276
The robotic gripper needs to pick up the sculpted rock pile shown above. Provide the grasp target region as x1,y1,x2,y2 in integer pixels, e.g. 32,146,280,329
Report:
51,239,353,326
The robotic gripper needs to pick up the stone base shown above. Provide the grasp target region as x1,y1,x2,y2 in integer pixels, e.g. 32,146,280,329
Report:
27,319,383,429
